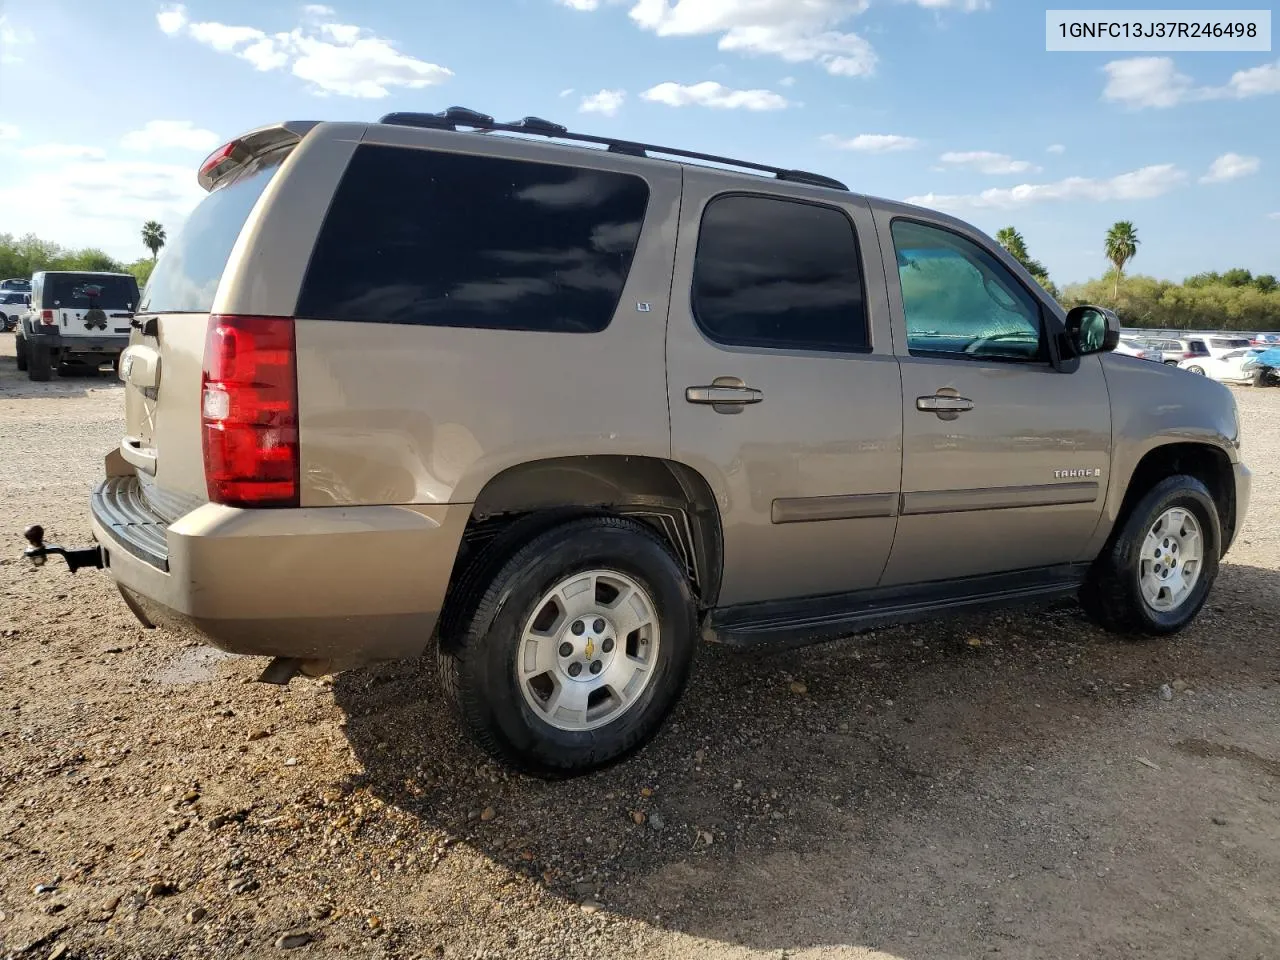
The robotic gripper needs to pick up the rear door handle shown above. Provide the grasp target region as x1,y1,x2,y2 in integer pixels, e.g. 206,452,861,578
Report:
916,395,974,413
686,378,763,413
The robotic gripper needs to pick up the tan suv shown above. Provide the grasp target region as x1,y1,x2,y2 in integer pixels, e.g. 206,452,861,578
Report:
25,109,1251,776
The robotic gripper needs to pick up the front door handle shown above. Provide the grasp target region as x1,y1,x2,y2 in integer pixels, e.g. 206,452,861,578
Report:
917,394,974,417
686,377,763,414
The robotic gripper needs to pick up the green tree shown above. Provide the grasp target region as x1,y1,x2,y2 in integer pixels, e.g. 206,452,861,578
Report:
59,249,124,272
1221,267,1254,287
995,225,1055,297
141,221,166,261
127,258,155,289
1103,221,1140,299
1256,274,1278,294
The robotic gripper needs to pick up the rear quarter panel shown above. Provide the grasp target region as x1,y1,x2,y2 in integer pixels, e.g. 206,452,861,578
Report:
1082,354,1242,556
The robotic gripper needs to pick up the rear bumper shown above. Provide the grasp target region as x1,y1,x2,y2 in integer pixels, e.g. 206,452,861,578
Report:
91,475,471,665
23,320,128,355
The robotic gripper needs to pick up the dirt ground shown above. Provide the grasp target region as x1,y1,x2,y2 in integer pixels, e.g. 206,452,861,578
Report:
1,333,1277,960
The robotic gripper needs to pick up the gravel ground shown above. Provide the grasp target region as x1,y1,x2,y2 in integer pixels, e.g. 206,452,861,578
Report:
2,335,1278,960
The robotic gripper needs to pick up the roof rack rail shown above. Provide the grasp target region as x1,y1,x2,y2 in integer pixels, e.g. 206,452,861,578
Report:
377,107,847,191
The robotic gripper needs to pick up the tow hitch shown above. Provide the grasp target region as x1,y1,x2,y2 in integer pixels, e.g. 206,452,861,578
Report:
23,525,104,573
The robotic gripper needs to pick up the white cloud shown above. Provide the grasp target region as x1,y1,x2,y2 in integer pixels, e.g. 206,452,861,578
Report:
1102,56,1193,109
303,4,336,15
559,87,575,97
567,0,986,77
907,164,1186,210
1224,59,1280,97
627,0,879,77
1269,212,1280,220
580,89,626,116
157,7,453,98
822,132,919,153
641,80,788,110
1200,153,1260,184
905,0,989,8
18,144,107,161
1046,143,1065,154
938,150,1037,175
1102,56,1280,109
0,122,19,141
157,4,188,35
121,120,220,153
0,157,205,260
1,13,34,62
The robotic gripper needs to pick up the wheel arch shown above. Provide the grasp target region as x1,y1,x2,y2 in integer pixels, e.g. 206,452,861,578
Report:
456,455,724,608
1111,442,1236,554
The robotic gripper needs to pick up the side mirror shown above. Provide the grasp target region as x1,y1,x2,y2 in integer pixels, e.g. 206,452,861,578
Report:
1064,304,1120,357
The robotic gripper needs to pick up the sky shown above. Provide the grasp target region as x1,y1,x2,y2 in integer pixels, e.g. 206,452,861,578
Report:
0,0,1276,284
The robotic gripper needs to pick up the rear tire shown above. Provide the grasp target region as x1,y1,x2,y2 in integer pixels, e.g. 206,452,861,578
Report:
438,516,697,777
28,343,52,382
15,334,28,371
1187,365,1205,375
1080,474,1220,636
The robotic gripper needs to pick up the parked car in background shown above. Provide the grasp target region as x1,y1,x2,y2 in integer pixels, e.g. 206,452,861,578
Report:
1250,333,1280,347
1204,335,1254,359
0,291,28,331
1140,337,1210,365
1114,337,1151,359
1242,347,1280,386
1178,348,1262,383
15,271,139,381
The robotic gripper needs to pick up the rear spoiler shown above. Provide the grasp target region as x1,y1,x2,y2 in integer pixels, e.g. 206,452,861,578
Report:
198,121,320,191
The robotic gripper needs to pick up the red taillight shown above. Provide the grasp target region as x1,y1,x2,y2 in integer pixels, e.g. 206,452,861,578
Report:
201,315,299,508
40,309,54,325
1183,351,1195,359
200,140,239,179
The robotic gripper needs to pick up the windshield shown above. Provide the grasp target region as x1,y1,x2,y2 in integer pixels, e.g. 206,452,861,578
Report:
141,151,286,314
43,274,138,310
0,292,27,305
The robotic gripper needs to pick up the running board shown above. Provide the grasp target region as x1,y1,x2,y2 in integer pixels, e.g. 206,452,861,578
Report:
705,563,1090,651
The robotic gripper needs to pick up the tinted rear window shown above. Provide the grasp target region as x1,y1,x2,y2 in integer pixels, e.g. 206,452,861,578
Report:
140,152,285,313
43,274,138,310
296,145,650,333
692,195,868,353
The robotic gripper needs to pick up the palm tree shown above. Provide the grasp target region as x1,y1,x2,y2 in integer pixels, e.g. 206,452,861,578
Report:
1104,221,1140,299
996,225,1053,293
141,221,166,261
996,226,1031,265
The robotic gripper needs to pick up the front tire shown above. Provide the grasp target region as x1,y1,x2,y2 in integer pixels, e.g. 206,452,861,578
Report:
438,516,697,777
1187,365,1205,375
1081,474,1220,635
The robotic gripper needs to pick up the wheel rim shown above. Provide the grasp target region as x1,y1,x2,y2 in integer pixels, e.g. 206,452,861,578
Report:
516,569,661,732
1138,507,1204,612
1188,366,1204,375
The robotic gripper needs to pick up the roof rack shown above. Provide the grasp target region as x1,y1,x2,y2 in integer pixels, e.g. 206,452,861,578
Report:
377,106,848,191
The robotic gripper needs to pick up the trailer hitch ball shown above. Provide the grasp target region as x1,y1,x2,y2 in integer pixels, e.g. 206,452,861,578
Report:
23,525,48,567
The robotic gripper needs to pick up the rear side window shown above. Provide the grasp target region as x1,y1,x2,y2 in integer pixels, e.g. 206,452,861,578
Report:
296,145,650,333
1187,340,1208,353
141,152,286,313
692,195,868,352
44,274,138,310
